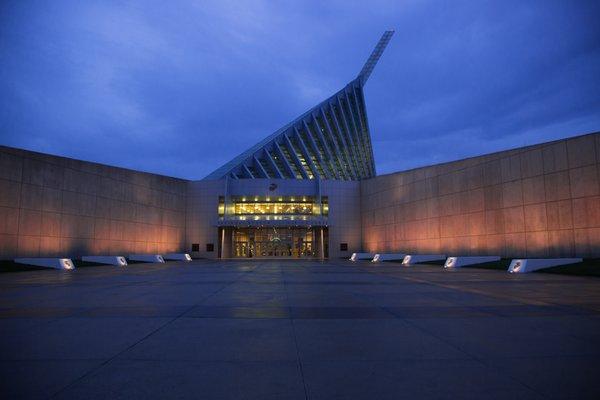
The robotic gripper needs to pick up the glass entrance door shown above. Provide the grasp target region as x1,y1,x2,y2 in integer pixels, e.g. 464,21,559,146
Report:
234,241,249,257
232,227,320,258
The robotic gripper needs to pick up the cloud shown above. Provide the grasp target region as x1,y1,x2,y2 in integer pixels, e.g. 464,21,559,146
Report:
0,0,599,180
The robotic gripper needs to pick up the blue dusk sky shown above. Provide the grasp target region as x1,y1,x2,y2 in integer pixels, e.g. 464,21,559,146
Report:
1,0,599,179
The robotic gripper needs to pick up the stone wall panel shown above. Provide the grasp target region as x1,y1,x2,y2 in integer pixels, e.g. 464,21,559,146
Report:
0,145,187,259
361,133,600,258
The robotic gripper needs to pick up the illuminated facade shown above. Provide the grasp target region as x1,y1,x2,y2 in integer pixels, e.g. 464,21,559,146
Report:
186,178,360,259
1,29,598,262
220,195,329,258
192,31,395,259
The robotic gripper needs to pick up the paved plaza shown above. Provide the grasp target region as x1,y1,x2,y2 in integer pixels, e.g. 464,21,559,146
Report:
1,260,599,399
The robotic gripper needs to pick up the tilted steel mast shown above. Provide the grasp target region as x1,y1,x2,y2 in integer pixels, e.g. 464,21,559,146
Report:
358,30,395,86
204,31,394,180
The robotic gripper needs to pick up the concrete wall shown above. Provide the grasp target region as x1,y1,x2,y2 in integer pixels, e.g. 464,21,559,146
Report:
4,131,597,260
360,132,600,258
321,180,362,259
0,145,361,260
0,146,188,258
185,179,361,259
186,179,226,259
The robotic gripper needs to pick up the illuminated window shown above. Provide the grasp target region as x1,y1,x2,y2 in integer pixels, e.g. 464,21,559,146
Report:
234,202,313,215
218,196,225,216
226,196,327,221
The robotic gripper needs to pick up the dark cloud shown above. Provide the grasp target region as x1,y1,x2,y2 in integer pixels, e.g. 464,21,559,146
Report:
1,0,599,179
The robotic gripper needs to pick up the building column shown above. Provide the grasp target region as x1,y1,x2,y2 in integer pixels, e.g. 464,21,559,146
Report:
319,227,325,260
220,227,225,259
230,228,234,258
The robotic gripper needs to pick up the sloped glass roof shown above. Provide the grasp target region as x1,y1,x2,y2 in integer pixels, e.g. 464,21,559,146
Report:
204,31,394,181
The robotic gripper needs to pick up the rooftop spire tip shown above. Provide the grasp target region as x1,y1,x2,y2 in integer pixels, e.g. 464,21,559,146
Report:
357,30,395,86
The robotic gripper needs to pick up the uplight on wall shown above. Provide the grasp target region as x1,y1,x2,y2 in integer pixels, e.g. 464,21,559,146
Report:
509,260,522,273
444,257,456,268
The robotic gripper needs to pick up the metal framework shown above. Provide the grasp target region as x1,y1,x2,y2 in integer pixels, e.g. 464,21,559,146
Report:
358,30,394,86
204,31,394,181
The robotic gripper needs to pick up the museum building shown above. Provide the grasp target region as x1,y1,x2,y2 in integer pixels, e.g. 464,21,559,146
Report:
0,31,599,261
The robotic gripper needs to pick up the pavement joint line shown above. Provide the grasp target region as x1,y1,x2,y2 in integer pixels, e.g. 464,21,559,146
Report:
49,262,260,398
282,264,311,400
386,306,549,398
358,265,555,306
354,263,585,398
3,260,600,398
356,262,596,398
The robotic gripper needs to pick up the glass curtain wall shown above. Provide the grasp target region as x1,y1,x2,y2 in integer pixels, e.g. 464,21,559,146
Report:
233,227,319,258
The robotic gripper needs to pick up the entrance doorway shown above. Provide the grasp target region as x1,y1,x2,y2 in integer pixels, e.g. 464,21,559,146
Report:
231,227,326,258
